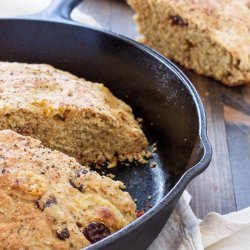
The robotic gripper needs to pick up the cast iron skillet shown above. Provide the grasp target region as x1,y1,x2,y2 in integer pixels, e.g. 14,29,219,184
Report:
0,0,212,249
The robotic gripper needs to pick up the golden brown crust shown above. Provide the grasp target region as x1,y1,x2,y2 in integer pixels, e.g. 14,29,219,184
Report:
0,62,148,166
0,130,136,249
128,0,250,86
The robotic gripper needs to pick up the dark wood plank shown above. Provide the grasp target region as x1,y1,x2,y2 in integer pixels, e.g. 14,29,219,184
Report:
184,73,237,218
222,85,250,210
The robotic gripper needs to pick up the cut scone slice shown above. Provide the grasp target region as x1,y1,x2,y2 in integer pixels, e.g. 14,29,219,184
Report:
128,0,250,86
0,62,148,167
0,130,136,249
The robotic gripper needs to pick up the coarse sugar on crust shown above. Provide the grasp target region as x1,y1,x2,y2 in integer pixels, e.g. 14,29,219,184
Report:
0,130,136,249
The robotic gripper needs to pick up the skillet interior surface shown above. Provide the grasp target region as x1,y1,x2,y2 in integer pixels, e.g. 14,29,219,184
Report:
0,18,210,249
0,19,200,210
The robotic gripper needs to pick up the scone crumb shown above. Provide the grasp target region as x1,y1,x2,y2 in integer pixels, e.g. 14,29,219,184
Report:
119,182,126,190
107,157,118,169
136,210,145,218
136,117,143,123
107,173,115,179
152,143,157,153
149,162,157,168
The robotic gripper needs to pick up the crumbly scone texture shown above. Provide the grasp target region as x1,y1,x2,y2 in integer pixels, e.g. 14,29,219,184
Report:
0,130,136,249
128,0,250,86
0,62,148,167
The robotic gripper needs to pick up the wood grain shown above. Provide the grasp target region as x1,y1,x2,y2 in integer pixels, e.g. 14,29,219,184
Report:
223,86,250,210
185,72,237,218
74,0,250,218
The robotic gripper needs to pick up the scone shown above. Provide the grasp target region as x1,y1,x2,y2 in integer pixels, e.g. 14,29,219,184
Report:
0,130,136,249
0,62,148,167
128,0,250,86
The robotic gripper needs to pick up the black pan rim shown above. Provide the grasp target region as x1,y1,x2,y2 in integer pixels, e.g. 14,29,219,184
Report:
0,18,212,249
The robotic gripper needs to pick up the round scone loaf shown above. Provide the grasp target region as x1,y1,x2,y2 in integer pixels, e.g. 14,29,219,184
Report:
0,130,136,249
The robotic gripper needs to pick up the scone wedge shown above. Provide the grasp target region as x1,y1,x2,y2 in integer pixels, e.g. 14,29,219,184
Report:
0,130,136,249
128,0,250,86
0,62,148,167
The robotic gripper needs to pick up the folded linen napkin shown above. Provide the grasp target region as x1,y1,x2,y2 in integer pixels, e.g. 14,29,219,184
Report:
148,191,250,250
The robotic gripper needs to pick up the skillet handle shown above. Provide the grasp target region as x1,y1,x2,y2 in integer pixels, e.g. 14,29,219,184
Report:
25,0,82,22
185,133,212,176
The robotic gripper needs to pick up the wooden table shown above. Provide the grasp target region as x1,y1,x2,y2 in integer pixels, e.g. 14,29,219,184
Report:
73,0,250,219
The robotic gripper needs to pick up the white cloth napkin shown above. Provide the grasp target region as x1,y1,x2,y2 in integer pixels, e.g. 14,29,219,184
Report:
149,192,203,250
0,0,52,17
148,191,250,250
1,2,250,249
